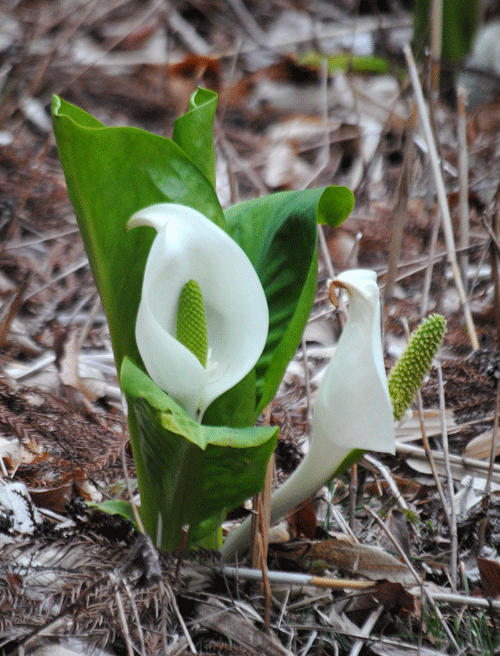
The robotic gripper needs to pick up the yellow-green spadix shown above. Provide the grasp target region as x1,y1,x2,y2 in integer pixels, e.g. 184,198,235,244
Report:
127,203,269,421
221,269,395,561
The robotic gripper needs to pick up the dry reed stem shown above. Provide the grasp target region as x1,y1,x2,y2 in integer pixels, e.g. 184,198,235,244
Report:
404,44,479,350
478,368,500,552
222,566,376,590
421,206,441,316
416,389,451,526
430,0,443,93
457,85,470,292
436,363,458,590
383,108,416,321
363,454,409,511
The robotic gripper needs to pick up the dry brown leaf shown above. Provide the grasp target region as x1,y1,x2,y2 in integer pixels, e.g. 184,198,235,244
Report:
307,537,416,585
0,435,22,473
287,497,317,539
478,556,500,598
464,430,500,460
197,599,292,656
372,580,419,615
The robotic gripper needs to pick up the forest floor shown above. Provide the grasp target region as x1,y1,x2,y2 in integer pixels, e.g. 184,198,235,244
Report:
1,1,500,655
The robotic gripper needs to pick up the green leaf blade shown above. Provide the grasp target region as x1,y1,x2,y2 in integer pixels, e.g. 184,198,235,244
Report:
172,88,218,189
52,95,225,372
219,186,354,418
121,358,278,550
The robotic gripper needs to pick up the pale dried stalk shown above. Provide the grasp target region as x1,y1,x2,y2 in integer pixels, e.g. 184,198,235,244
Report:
250,403,273,630
114,577,136,656
24,257,89,301
227,0,269,47
223,567,500,610
421,206,440,316
479,369,500,552
396,440,500,480
383,108,416,320
404,44,479,350
318,224,336,281
222,566,375,590
418,591,500,611
163,0,211,54
310,58,337,285
301,337,313,433
364,454,409,511
436,363,458,590
457,85,470,293
430,0,443,93
173,595,197,653
416,389,452,527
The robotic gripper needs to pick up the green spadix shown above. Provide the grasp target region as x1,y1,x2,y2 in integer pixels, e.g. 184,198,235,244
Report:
176,279,208,368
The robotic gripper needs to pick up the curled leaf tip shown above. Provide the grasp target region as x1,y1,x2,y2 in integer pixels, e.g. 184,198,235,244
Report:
388,313,447,421
176,279,208,368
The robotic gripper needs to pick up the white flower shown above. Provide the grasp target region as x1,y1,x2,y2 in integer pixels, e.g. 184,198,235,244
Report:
221,269,395,561
128,203,269,421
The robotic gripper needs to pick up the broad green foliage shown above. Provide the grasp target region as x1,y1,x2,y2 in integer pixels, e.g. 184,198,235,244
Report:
52,89,355,549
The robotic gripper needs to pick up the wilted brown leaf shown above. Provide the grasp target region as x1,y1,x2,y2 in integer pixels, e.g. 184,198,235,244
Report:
478,556,500,598
307,537,416,585
287,497,317,539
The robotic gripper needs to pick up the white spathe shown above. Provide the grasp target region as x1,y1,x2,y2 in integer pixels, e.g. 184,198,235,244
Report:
128,203,269,421
221,268,395,561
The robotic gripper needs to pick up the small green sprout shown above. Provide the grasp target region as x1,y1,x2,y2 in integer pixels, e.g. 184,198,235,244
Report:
388,313,447,421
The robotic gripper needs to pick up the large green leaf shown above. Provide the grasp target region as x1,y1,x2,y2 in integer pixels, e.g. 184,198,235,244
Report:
121,357,278,550
217,186,354,417
51,94,224,373
172,88,217,188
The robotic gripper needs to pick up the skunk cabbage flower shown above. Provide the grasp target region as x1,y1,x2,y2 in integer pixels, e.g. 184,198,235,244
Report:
221,268,395,561
128,203,269,421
